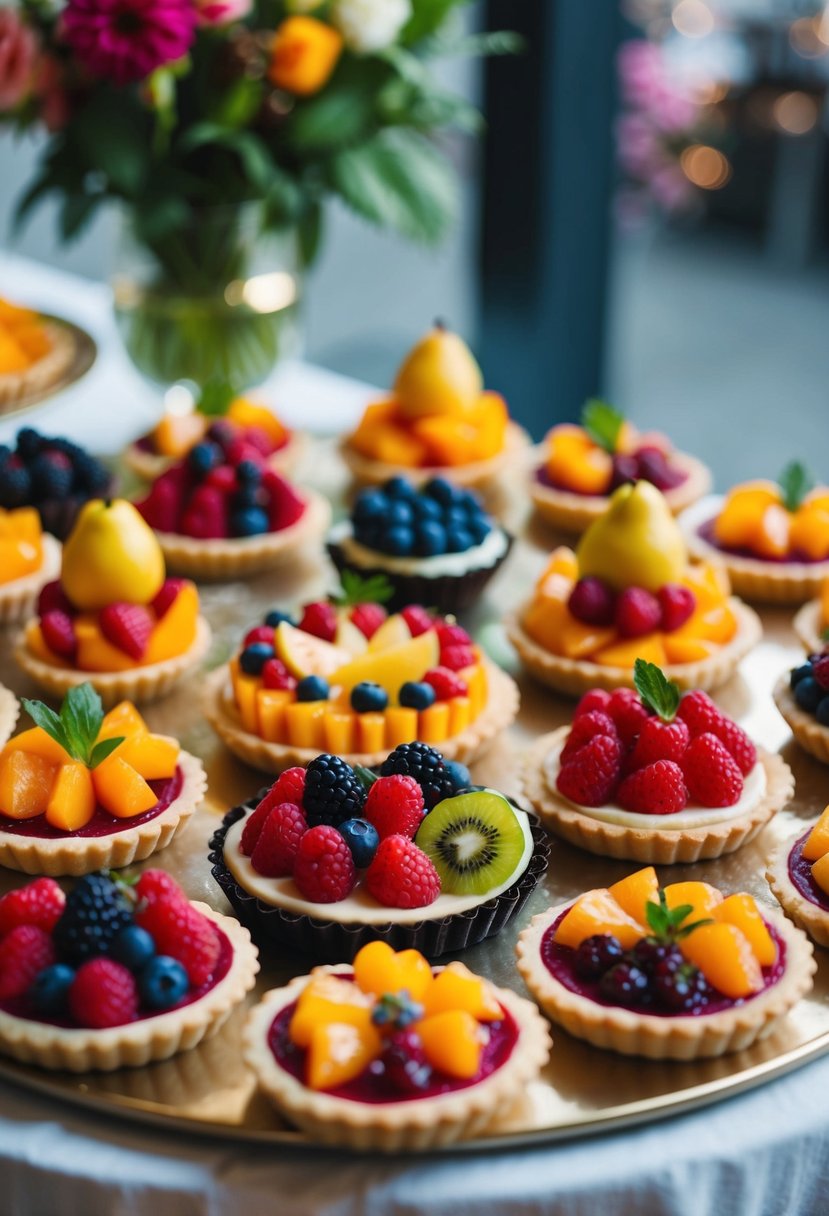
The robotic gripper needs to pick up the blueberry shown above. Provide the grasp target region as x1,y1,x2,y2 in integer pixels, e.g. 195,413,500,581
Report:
240,642,275,675
264,610,295,628
414,496,442,523
338,818,380,868
382,525,414,556
468,516,492,544
388,500,415,527
188,441,221,476
351,681,389,713
29,963,75,1015
16,428,43,460
232,485,261,510
446,527,474,553
385,476,417,501
444,506,469,530
399,681,436,710
297,675,330,702
424,477,457,506
415,522,448,557
112,924,156,972
794,676,823,713
139,956,189,1011
231,506,269,537
443,759,471,792
816,696,829,727
791,663,814,689
236,459,262,485
353,490,389,523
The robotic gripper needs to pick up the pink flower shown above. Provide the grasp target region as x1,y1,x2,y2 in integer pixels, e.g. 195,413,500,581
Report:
0,8,39,110
62,0,197,86
195,0,251,26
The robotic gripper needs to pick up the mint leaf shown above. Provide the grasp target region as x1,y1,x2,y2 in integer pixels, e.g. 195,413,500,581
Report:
581,399,625,453
23,684,109,767
633,659,680,722
645,891,712,943
354,764,379,791
778,461,814,513
22,698,69,754
333,571,394,607
89,737,125,769
198,378,236,417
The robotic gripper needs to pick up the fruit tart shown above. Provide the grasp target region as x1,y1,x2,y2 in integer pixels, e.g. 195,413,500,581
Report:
531,399,711,532
791,577,829,655
0,686,205,876
210,746,548,960
0,427,113,541
243,941,550,1150
507,481,762,697
773,655,829,765
517,866,815,1059
133,432,329,579
14,498,211,708
521,661,793,864
0,869,258,1071
0,297,76,409
767,805,829,948
0,686,18,750
0,507,61,625
341,323,529,491
205,587,518,773
684,462,829,603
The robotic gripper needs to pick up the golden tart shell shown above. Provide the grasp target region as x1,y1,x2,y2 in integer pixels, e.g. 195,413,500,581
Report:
123,430,308,483
773,674,829,765
0,747,206,877
13,614,212,709
505,598,762,698
0,903,259,1071
766,835,829,949
516,902,815,1059
0,533,62,626
520,728,792,864
0,321,76,408
792,599,824,655
242,963,551,1151
204,656,519,774
0,685,19,749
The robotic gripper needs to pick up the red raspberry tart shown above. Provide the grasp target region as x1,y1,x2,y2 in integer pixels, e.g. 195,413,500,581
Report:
767,805,829,948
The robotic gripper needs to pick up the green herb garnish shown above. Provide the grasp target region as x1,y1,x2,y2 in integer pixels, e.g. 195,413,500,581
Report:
645,889,713,943
778,461,815,513
582,399,626,454
633,658,680,722
354,764,379,791
196,378,237,418
333,570,394,607
21,684,124,769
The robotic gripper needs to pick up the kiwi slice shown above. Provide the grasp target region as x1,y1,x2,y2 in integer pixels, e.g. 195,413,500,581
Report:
415,789,529,896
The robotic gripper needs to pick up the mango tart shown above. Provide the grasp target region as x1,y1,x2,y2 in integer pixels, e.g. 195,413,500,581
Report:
767,807,829,949
507,481,762,697
531,400,711,532
0,298,76,408
0,686,205,876
517,867,815,1059
772,662,829,766
684,462,829,604
0,508,62,625
242,941,550,1151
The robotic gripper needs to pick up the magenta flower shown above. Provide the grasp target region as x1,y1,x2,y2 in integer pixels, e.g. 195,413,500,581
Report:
195,0,251,27
62,0,197,86
0,8,39,110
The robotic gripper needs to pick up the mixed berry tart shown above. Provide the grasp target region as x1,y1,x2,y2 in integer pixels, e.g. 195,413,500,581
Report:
773,654,829,765
243,941,550,1150
531,400,711,532
0,298,76,409
791,578,829,655
767,805,829,948
0,868,258,1071
14,498,211,707
0,427,113,540
507,481,762,697
0,507,61,625
341,323,528,492
520,661,793,864
209,746,548,960
517,866,815,1059
684,462,829,603
0,685,205,876
327,476,513,616
205,585,518,773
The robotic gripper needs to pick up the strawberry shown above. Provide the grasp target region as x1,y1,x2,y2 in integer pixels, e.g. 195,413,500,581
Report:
401,605,434,637
0,878,65,939
422,667,468,700
136,897,220,985
0,925,56,999
37,580,74,617
556,733,622,807
560,711,618,762
298,601,337,642
100,603,153,660
179,485,230,540
261,658,297,691
134,468,187,532
364,835,441,909
41,609,76,659
250,802,307,877
615,587,661,638
243,426,275,455
264,471,305,530
658,584,696,633
607,688,650,745
617,760,687,814
151,578,188,619
627,717,690,770
350,602,387,639
574,688,612,718
69,958,138,1029
680,733,743,807
364,774,425,840
440,643,476,672
293,825,356,903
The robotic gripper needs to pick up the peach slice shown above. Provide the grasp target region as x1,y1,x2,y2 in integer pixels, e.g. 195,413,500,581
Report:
713,482,780,548
92,755,157,819
609,866,659,926
663,881,723,920
0,750,58,819
753,504,791,560
306,1020,383,1091
811,852,829,899
99,702,147,740
592,633,668,669
115,732,179,781
4,727,70,766
790,505,829,561
713,894,776,968
418,1010,483,1080
46,761,96,831
680,923,763,999
802,806,829,863
289,975,375,1048
144,581,199,665
353,941,433,1002
554,888,645,951
522,596,569,655
421,962,502,1022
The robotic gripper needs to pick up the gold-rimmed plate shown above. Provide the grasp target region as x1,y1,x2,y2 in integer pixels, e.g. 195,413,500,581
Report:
0,316,97,419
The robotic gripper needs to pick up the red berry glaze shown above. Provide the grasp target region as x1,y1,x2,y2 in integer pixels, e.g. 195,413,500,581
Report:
293,825,356,903
364,835,441,909
364,774,425,840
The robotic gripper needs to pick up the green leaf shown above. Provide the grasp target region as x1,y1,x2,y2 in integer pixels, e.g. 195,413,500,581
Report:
402,0,463,44
198,378,237,417
645,891,714,944
21,698,68,754
287,83,378,154
333,571,394,607
354,764,379,791
425,29,525,57
633,659,680,722
71,92,150,196
23,684,108,767
778,461,814,513
89,737,126,769
297,200,324,268
581,399,625,453
59,194,99,242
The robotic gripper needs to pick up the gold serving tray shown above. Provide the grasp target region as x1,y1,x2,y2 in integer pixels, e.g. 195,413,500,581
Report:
0,317,97,419
0,449,826,1151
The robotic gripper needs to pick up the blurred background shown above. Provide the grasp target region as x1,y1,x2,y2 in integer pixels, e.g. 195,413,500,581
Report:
2,0,828,485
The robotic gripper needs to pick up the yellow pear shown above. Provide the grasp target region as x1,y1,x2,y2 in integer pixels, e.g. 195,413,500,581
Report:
394,322,483,419
61,499,166,610
577,481,687,593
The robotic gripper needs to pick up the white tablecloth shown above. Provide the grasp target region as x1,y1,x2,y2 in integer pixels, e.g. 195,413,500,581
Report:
0,255,828,1216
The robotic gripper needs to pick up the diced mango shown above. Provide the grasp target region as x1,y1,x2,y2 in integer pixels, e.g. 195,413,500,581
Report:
464,663,487,718
683,561,731,609
4,727,70,766
421,962,502,1022
609,867,659,926
372,423,429,467
0,750,58,819
322,709,357,754
285,702,326,749
554,888,645,950
790,505,829,561
412,415,479,467
545,425,612,495
558,617,616,660
522,596,568,655
356,712,385,753
353,940,433,1000
144,581,199,665
447,696,472,735
713,483,780,549
418,1010,483,1079
811,852,829,898
92,755,157,818
662,636,718,665
593,633,667,669
663,881,723,920
151,412,207,458
75,618,137,673
46,761,96,831
228,398,288,447
418,702,450,744
116,732,179,780
713,894,777,967
680,922,763,999
383,706,418,749
232,663,261,733
256,689,291,743
820,578,829,629
100,702,147,739
802,806,829,862
289,974,374,1048
306,1021,383,1091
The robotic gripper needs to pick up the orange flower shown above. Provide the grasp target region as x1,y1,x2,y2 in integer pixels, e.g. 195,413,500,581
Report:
268,16,342,97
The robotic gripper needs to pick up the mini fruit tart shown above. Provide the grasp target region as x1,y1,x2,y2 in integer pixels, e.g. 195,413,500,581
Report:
521,661,793,864
0,686,18,749
0,685,205,876
531,399,711,532
243,940,550,1150
0,507,61,625
684,462,829,603
209,747,548,960
205,590,517,772
327,476,513,616
791,577,829,654
341,323,529,492
133,437,329,579
773,657,829,764
517,867,815,1059
14,498,210,708
0,427,113,540
507,482,762,697
0,298,76,409
767,806,829,948
0,869,258,1071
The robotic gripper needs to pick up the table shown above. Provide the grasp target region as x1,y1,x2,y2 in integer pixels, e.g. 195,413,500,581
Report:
0,256,828,1216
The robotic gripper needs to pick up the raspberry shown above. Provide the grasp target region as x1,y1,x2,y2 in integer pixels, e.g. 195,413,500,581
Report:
240,770,307,854
53,873,133,963
658,584,696,633
422,667,468,700
303,754,366,827
627,717,690,770
560,711,618,762
100,603,154,660
364,775,425,840
244,624,276,648
676,690,722,737
440,643,476,671
293,825,356,902
615,587,661,638
264,471,306,530
298,601,337,642
134,476,181,533
617,760,687,815
41,610,76,659
151,578,188,619
205,464,237,494
350,603,387,639
69,958,138,1028
180,484,230,540
680,733,743,807
0,925,56,999
273,766,307,805
380,742,455,810
37,580,74,617
607,688,651,745
636,446,684,492
261,657,297,691
136,897,220,985
574,688,612,718
401,605,434,636
250,802,307,876
556,733,622,807
813,655,829,691
712,717,757,776
436,622,471,647
365,835,441,909
0,878,65,939
135,868,185,907
568,577,616,626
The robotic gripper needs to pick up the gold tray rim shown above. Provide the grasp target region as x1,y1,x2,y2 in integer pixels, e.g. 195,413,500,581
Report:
0,316,97,419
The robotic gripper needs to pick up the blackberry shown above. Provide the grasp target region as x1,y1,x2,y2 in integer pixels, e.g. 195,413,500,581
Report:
303,754,366,827
29,453,74,500
653,961,711,1012
16,427,43,460
70,450,110,495
0,463,31,508
379,742,455,810
574,933,624,981
52,873,134,964
599,962,650,1006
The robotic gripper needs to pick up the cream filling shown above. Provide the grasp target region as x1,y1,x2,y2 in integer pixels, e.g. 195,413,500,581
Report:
223,807,534,925
329,520,509,578
543,738,766,831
